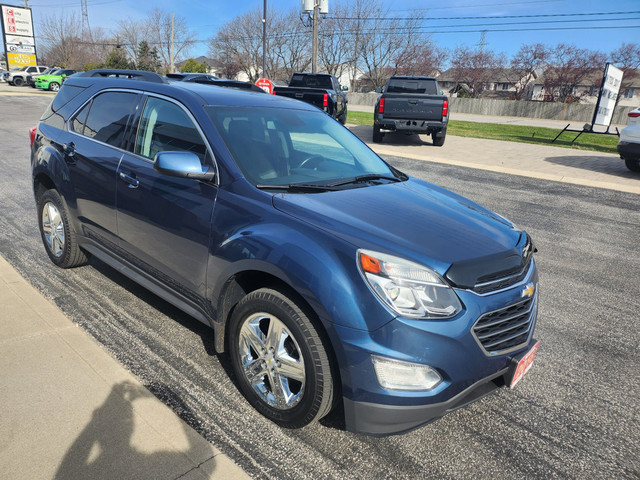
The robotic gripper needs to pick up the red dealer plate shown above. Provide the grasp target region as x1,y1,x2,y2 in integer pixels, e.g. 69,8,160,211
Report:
509,341,540,389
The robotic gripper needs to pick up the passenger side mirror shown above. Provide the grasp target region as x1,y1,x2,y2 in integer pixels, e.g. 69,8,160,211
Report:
153,151,215,182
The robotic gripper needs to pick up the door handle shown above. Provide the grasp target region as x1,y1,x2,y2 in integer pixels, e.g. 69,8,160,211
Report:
119,171,140,188
62,142,75,157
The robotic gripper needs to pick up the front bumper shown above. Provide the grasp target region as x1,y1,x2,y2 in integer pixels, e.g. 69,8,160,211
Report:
618,141,640,161
337,262,539,436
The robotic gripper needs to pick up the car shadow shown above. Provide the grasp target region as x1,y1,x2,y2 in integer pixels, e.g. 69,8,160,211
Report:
348,125,437,147
544,155,639,178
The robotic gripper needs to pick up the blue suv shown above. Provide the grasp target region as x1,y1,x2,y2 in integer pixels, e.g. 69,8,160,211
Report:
31,69,539,436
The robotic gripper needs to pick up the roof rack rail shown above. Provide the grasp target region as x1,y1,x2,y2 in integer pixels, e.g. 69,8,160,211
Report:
77,69,167,84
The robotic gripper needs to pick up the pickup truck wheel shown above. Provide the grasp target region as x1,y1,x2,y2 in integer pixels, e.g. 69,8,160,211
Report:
625,158,640,172
13,77,23,86
432,131,446,147
49,82,60,92
337,110,347,125
228,288,335,428
37,189,88,268
373,124,383,143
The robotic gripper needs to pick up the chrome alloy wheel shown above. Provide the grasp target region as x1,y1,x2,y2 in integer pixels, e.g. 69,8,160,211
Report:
42,201,65,257
238,312,306,410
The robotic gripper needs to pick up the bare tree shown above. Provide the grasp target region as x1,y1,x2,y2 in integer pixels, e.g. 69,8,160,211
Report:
393,41,448,77
508,43,548,100
269,10,310,82
38,13,85,68
116,18,151,68
542,43,606,103
318,2,354,80
145,9,196,73
610,43,640,103
449,46,506,97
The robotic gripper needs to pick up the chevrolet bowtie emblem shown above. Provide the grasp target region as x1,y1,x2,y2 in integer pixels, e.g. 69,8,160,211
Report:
521,283,535,298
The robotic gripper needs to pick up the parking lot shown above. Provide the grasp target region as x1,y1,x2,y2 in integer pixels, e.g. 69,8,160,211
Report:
1,94,639,479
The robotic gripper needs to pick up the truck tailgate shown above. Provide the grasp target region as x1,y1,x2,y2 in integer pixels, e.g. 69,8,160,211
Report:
383,95,443,121
273,87,327,109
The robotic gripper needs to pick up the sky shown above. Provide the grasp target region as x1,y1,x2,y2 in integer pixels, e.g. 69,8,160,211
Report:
2,0,639,62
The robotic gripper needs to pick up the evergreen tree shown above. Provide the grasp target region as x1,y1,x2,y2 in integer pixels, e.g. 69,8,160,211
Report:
136,41,161,72
105,47,131,69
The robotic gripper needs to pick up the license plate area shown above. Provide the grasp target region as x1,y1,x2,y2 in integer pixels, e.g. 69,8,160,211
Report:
508,341,539,388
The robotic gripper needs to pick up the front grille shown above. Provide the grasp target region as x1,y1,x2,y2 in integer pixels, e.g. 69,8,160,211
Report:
473,295,536,355
473,254,532,294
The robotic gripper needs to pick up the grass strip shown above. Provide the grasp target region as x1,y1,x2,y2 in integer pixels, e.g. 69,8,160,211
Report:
346,110,619,155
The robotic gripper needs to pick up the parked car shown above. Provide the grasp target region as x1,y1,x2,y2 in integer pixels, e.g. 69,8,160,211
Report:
617,107,640,172
34,68,76,91
27,67,61,88
373,76,449,146
1,67,21,82
274,73,348,124
6,65,48,86
30,69,540,436
166,72,265,93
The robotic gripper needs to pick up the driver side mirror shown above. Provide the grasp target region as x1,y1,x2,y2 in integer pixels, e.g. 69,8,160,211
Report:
341,85,348,91
375,88,382,94
154,151,215,182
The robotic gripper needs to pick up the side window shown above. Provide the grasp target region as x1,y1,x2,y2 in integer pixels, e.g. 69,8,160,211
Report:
134,96,207,163
71,101,91,134
83,92,138,148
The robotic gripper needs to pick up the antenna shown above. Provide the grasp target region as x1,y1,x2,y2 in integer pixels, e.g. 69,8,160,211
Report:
81,0,91,35
477,30,487,51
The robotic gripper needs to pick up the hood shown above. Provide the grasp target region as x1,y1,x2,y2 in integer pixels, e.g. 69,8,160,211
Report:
272,178,522,277
36,75,60,81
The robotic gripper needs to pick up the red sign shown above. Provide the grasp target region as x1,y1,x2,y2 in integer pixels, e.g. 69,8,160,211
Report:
255,78,274,95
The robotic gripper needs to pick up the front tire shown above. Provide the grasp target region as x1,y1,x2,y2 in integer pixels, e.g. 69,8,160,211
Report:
625,158,640,172
228,288,335,429
13,77,23,86
37,189,88,268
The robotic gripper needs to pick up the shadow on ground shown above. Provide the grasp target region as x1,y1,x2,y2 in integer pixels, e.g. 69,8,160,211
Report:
544,155,639,179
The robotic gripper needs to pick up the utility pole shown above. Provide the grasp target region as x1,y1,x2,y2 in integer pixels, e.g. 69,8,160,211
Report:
80,0,91,37
170,12,175,73
312,1,319,73
262,0,266,77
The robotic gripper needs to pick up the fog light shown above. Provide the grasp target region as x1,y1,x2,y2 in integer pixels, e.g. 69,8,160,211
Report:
372,355,442,391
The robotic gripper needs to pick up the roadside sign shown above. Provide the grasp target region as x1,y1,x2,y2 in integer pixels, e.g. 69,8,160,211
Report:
593,64,624,127
7,52,36,67
256,78,275,95
1,4,37,68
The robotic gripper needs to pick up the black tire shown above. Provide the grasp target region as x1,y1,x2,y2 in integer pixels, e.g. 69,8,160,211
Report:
228,288,335,429
625,158,640,172
13,77,23,86
49,82,60,92
432,129,446,147
373,124,383,143
337,110,347,125
37,189,88,268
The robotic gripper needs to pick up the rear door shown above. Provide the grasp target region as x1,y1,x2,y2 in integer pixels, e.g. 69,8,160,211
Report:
116,94,218,299
59,90,141,247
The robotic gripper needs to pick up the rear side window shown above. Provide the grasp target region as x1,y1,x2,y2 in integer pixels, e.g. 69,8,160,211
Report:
387,79,438,94
134,96,207,163
71,102,91,134
82,92,138,148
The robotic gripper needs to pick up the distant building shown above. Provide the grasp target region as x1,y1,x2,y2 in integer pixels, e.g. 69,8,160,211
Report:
438,68,538,99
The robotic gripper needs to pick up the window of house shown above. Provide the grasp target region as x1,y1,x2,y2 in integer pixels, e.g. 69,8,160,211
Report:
625,88,634,99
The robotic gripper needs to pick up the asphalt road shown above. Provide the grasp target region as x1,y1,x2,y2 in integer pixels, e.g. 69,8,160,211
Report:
1,96,639,479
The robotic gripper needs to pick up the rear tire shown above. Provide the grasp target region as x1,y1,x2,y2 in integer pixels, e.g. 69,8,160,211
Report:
373,124,383,143
337,110,347,125
37,189,88,268
228,288,335,429
432,129,446,147
625,158,640,172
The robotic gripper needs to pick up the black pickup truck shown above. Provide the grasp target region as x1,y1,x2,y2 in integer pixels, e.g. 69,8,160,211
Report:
274,73,348,124
373,76,449,146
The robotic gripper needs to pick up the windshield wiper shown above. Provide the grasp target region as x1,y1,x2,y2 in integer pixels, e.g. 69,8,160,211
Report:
256,183,341,192
328,174,402,187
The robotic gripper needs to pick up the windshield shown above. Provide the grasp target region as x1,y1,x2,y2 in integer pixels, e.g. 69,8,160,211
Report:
206,106,399,188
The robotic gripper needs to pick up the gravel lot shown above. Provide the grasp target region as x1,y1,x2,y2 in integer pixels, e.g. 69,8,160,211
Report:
1,95,638,479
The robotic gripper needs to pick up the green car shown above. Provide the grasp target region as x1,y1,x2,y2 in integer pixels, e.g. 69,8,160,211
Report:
34,69,76,92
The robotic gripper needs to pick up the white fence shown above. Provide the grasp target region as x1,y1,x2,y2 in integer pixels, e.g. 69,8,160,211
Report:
346,93,634,126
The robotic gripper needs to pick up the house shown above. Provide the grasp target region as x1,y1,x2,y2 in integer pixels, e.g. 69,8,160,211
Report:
529,68,639,105
437,68,538,99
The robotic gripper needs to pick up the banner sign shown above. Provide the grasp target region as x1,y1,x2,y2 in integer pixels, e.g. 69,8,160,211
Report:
1,5,37,68
593,64,624,127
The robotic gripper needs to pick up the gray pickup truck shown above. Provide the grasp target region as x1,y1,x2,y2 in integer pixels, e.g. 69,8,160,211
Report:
373,76,449,146
274,73,348,124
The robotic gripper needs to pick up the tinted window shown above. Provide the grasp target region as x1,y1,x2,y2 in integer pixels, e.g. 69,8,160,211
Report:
83,92,138,148
71,102,91,134
134,97,207,163
289,75,333,89
387,79,438,94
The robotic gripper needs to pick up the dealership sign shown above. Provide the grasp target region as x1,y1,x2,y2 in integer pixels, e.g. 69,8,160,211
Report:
593,64,624,127
1,5,37,68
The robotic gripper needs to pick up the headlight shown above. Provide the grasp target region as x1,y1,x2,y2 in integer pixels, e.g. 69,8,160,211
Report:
358,249,462,319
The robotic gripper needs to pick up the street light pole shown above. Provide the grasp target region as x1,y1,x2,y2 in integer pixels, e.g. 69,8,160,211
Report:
312,1,318,74
262,0,267,77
